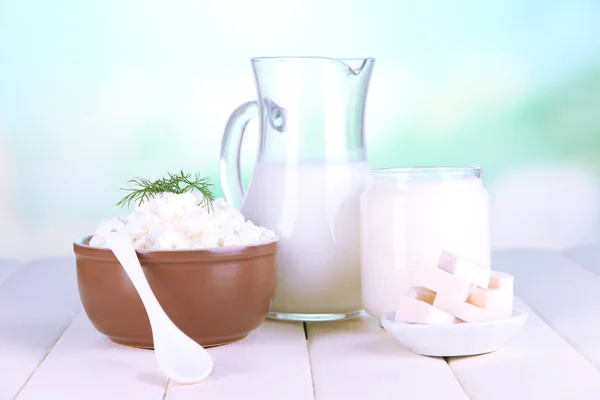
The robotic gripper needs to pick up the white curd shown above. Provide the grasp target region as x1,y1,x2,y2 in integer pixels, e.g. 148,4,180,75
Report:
89,192,276,250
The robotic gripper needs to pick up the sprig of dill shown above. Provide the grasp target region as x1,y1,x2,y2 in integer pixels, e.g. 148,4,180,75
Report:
116,171,215,210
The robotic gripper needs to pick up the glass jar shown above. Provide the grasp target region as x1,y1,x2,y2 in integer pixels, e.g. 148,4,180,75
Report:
360,166,491,319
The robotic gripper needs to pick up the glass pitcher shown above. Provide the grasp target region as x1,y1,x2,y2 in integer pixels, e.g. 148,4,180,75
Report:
220,57,375,321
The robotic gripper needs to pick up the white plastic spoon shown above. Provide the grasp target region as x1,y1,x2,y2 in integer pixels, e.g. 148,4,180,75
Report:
100,218,213,384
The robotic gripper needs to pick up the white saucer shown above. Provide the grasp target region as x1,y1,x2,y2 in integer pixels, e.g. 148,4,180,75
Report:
380,308,528,357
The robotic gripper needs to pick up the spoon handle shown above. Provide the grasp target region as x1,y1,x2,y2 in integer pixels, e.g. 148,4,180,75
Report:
99,219,213,383
104,230,171,329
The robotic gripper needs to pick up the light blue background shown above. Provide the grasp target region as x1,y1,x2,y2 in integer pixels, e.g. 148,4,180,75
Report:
1,0,599,257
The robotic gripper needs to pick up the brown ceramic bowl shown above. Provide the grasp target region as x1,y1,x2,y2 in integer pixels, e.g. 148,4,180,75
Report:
73,236,277,348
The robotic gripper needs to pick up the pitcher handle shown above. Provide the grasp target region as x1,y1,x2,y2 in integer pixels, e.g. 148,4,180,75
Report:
220,101,259,208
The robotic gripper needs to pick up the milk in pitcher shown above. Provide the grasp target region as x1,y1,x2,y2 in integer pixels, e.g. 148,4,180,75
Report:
241,160,369,316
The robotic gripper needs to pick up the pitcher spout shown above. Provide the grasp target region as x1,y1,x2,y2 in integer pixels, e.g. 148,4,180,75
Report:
338,58,375,76
251,56,374,77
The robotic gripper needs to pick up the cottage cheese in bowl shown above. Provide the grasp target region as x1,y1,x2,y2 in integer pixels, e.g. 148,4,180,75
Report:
89,192,276,250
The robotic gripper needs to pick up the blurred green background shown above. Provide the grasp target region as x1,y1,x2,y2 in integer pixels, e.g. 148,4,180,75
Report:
0,0,599,257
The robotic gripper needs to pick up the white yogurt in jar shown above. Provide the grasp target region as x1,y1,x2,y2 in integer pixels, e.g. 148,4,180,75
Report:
360,167,491,319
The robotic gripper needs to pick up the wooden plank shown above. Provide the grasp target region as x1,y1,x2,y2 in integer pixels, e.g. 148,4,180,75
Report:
306,313,467,400
563,243,600,277
165,320,313,400
448,296,600,400
16,313,168,400
493,250,600,370
0,257,80,400
0,259,21,286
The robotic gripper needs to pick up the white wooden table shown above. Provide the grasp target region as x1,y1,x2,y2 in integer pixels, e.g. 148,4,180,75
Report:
1,247,600,400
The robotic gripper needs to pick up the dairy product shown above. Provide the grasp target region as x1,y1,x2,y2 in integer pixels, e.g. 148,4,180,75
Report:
407,286,436,304
396,261,514,324
489,271,514,290
395,296,459,324
438,251,491,289
467,271,514,317
467,288,513,318
412,267,473,301
240,161,368,315
361,167,490,319
434,294,505,322
89,193,276,250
